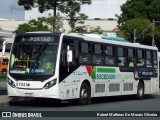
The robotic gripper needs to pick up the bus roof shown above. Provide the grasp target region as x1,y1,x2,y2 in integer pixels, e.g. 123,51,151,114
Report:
15,32,158,51
64,33,158,50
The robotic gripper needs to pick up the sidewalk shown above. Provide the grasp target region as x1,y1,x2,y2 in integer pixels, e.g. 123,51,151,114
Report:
0,73,7,91
0,90,10,106
0,81,7,91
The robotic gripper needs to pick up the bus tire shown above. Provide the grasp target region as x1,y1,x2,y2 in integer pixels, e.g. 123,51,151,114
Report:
79,82,91,105
136,82,144,100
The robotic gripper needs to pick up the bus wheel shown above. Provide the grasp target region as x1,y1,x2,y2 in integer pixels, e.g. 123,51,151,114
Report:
79,83,91,105
136,82,144,100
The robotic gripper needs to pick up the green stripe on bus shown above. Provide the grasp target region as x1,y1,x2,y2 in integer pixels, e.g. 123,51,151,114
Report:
97,68,116,73
91,67,96,79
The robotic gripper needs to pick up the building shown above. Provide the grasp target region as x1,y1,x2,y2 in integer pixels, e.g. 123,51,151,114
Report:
25,0,127,20
0,19,118,33
0,0,127,55
0,0,128,21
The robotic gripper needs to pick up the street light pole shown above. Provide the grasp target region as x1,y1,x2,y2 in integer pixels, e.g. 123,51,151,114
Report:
134,29,136,43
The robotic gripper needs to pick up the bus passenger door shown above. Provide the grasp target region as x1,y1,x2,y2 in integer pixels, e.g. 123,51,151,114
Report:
59,38,79,99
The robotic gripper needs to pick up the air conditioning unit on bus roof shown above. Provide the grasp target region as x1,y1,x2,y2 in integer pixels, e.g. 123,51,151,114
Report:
133,43,141,45
83,34,101,38
26,31,53,33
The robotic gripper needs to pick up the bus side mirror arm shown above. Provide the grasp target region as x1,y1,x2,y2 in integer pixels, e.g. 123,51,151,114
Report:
67,50,73,63
67,45,73,72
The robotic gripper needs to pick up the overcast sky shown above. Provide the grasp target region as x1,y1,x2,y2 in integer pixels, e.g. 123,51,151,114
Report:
0,0,24,20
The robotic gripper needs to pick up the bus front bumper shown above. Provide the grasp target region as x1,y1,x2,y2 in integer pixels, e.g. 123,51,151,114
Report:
7,85,59,99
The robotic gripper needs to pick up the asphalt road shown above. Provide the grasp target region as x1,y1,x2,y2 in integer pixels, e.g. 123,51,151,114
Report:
0,91,160,120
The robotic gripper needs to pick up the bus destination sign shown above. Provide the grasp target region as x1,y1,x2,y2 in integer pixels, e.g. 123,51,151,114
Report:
29,36,52,42
22,36,54,42
16,36,58,43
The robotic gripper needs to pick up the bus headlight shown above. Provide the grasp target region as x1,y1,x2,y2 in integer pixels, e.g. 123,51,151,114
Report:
8,78,16,88
43,79,57,89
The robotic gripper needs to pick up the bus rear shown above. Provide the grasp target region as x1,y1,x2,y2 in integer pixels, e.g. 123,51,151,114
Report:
7,32,61,99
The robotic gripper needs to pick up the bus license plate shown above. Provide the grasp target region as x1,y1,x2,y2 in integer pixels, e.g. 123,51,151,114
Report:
25,93,33,97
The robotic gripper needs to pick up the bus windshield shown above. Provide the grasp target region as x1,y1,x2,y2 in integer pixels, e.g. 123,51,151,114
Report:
10,43,57,76
9,34,60,81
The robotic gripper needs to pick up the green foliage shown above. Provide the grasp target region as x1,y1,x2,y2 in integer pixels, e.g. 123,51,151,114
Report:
18,0,34,10
89,26,103,34
117,0,160,46
18,0,91,32
18,0,91,15
72,25,88,33
119,18,152,43
72,25,103,34
14,16,64,34
68,13,88,31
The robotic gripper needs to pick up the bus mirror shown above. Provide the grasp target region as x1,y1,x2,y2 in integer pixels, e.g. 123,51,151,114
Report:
67,50,73,62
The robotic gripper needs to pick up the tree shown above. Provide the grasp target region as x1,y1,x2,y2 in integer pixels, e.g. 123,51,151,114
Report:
89,26,103,34
118,18,152,43
117,0,160,46
117,0,160,26
14,16,64,34
18,0,91,16
14,16,103,35
18,0,91,31
72,25,103,34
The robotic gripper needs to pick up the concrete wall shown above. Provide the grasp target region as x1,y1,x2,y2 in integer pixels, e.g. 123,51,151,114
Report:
0,19,118,32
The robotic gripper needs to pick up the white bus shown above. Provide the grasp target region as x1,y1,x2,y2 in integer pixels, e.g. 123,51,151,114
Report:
7,32,159,105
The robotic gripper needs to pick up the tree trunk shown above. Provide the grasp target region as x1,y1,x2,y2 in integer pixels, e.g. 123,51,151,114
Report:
53,1,57,17
53,1,57,31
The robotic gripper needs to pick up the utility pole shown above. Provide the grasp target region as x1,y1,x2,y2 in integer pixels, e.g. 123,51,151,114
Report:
134,20,157,46
152,19,155,46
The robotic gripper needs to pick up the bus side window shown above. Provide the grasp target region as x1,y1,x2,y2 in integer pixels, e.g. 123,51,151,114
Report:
146,50,152,67
152,51,158,69
117,46,126,66
128,48,135,67
105,45,115,66
81,42,88,54
79,42,91,65
92,44,104,65
136,49,144,67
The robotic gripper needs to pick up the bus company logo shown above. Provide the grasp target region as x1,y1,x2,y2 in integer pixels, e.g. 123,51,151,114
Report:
85,66,116,80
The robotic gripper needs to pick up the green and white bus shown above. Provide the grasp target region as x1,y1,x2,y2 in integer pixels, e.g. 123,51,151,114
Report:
7,32,159,105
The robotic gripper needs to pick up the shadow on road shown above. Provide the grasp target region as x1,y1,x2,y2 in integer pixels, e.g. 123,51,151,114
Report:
8,94,157,107
9,97,78,107
91,94,156,104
